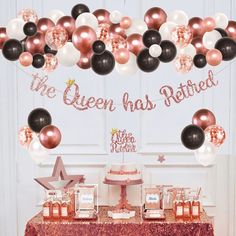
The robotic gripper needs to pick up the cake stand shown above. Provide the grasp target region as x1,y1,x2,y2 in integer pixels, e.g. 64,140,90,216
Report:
104,179,143,219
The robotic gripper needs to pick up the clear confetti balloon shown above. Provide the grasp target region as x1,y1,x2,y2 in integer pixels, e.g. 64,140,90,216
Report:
205,125,226,147
111,35,127,52
45,26,68,50
174,55,193,73
17,9,38,23
18,126,33,148
172,25,193,48
43,53,58,72
97,23,110,44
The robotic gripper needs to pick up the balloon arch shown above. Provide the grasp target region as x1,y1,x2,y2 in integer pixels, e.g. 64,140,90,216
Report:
0,4,236,75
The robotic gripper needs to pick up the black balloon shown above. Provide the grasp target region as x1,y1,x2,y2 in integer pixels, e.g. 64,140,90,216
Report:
215,28,228,37
91,50,115,75
44,45,57,55
32,54,45,68
193,54,207,68
181,125,205,150
215,37,236,61
71,4,90,19
137,48,160,72
23,22,37,36
2,39,23,61
142,29,161,48
28,108,52,133
159,40,177,63
92,40,106,54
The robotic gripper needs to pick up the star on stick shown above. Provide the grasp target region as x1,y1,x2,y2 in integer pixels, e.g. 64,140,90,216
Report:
66,79,75,87
111,128,118,135
34,156,85,190
157,154,166,163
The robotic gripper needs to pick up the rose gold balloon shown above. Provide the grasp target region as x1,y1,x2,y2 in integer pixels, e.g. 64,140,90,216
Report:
18,126,33,148
203,17,216,32
93,9,111,25
120,16,132,30
205,125,226,147
226,20,236,40
191,37,208,55
72,26,97,53
18,9,38,23
174,55,193,73
109,24,126,39
57,16,75,38
206,49,222,66
171,26,193,48
192,109,216,130
43,53,58,72
114,48,130,64
0,27,9,49
25,32,46,54
19,52,33,67
127,33,144,56
39,125,61,149
111,35,127,52
77,51,93,69
144,7,167,30
37,18,55,35
188,17,205,38
97,23,110,43
45,26,68,50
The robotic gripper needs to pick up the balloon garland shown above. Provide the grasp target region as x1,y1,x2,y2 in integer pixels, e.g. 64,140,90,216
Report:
0,4,236,75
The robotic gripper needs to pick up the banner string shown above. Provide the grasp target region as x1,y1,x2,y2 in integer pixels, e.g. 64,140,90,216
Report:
12,58,236,107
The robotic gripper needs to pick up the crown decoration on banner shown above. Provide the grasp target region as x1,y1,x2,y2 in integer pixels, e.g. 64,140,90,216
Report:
0,4,236,75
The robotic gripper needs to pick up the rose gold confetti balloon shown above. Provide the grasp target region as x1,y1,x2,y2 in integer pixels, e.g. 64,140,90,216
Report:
192,109,216,130
144,7,167,30
45,26,68,50
205,125,226,147
43,53,58,72
226,21,236,40
109,23,126,38
93,9,111,25
191,37,208,55
188,17,205,38
19,52,33,67
111,35,127,52
18,8,38,23
77,50,93,69
172,26,193,48
39,125,61,149
174,55,193,73
203,17,216,32
37,18,55,35
97,23,110,43
0,27,9,49
18,126,33,148
127,33,144,56
57,16,75,38
25,32,46,54
120,16,132,30
114,48,130,64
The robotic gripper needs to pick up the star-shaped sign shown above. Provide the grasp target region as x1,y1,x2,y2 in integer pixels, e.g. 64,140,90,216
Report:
157,154,166,163
34,156,85,190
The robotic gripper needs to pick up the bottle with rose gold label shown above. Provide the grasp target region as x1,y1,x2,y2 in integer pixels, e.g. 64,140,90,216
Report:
43,197,51,220
191,197,200,219
183,199,191,219
52,196,61,219
61,194,69,219
174,194,184,219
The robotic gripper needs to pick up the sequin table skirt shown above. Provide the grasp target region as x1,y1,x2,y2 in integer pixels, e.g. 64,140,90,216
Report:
25,206,214,236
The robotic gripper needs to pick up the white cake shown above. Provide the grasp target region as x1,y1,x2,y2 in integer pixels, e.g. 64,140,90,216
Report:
105,163,141,182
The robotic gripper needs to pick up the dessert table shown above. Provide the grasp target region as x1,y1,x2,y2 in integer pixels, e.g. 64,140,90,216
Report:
25,206,214,236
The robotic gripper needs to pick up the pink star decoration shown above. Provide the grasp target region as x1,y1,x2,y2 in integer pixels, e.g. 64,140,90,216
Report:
157,154,166,163
34,156,85,190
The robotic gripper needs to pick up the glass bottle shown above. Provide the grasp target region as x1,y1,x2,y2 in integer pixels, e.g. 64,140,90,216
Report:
174,194,184,219
191,197,200,219
61,193,69,219
183,197,191,219
52,195,61,219
42,197,51,220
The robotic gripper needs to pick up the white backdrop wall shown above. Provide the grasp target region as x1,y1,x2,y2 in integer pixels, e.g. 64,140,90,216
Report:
0,0,235,236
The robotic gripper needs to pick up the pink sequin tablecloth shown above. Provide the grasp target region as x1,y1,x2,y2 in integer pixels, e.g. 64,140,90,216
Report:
25,206,214,236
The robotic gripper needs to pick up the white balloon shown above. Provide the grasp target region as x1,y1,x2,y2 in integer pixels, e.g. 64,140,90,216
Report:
149,44,162,57
28,137,49,164
75,12,98,30
6,18,25,40
110,10,122,24
167,10,189,26
202,30,222,49
48,9,65,24
214,13,228,29
179,44,196,58
194,141,216,167
159,22,177,41
115,53,138,75
57,42,81,67
126,19,148,36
